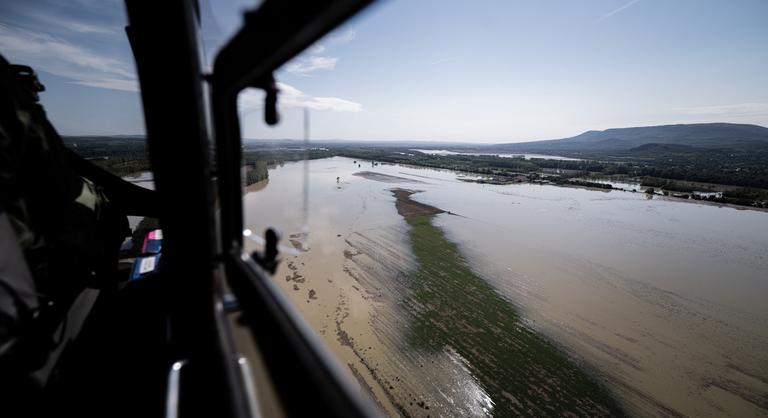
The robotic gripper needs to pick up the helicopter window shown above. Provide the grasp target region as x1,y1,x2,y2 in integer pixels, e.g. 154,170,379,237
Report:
0,0,154,244
0,1,146,172
3,1,767,417
235,1,768,416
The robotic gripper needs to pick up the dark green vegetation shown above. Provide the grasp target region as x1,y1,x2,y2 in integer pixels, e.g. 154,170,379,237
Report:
551,177,613,190
244,160,268,186
397,193,625,416
492,123,768,151
60,136,329,186
63,136,150,176
333,146,768,208
242,143,332,186
242,144,334,164
486,123,768,190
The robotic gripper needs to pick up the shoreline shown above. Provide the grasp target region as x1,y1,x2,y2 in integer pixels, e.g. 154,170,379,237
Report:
547,181,768,213
347,155,768,211
389,188,627,416
240,157,768,417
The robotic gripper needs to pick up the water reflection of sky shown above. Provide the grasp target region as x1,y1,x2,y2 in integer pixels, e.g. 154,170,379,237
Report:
443,347,495,417
245,156,768,318
412,149,582,161
243,156,768,417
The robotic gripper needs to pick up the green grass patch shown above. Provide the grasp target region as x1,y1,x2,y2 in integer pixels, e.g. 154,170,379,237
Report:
404,214,626,417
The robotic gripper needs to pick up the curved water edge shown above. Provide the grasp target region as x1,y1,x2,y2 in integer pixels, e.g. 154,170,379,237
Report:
395,188,625,415
243,156,768,417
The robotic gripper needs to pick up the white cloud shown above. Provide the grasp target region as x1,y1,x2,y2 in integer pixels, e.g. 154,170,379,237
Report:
675,103,768,117
285,56,338,75
284,29,357,75
302,96,362,112
596,0,642,22
66,21,117,35
0,23,137,91
277,82,361,112
75,78,139,91
330,29,356,44
239,82,362,113
28,12,119,35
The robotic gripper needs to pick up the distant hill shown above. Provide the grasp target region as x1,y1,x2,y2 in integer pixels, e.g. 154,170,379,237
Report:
629,143,705,153
489,123,768,152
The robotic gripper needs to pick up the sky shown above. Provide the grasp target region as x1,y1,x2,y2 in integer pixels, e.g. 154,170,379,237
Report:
1,0,767,143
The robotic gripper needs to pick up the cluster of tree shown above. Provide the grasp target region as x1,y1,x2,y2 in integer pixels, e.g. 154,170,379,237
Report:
242,147,334,164
63,136,151,177
92,154,151,177
332,147,540,177
550,178,613,190
241,147,334,186
528,146,768,189
329,145,768,208
709,188,768,208
639,178,697,193
244,160,268,186
532,159,624,174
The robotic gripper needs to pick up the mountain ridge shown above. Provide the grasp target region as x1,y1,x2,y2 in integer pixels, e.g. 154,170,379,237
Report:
489,123,768,152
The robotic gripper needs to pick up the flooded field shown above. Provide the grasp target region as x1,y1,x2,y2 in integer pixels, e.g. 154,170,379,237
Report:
243,157,768,417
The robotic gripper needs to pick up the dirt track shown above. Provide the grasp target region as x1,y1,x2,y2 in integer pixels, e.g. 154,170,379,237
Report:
391,188,444,218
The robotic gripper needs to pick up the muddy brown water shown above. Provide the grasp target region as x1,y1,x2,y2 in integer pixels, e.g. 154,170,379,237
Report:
242,157,768,417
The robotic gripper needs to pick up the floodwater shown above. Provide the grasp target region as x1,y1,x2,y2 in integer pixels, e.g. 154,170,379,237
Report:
412,149,582,161
243,157,768,417
574,177,725,197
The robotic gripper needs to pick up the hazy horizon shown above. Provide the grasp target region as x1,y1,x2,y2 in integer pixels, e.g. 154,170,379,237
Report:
1,0,767,142
61,121,768,146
